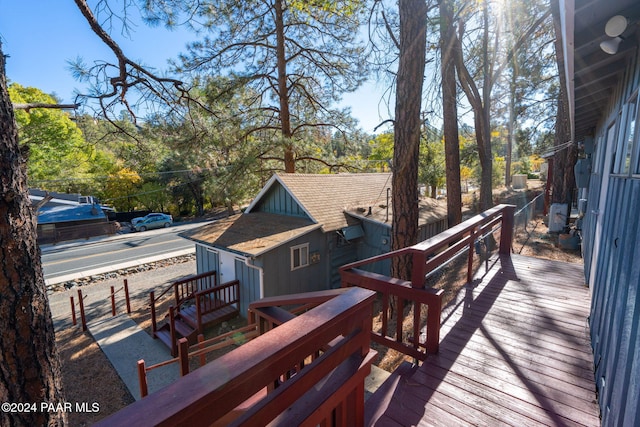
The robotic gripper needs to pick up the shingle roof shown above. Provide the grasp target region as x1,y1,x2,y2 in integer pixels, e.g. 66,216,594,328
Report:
180,212,321,257
346,197,448,227
253,173,394,232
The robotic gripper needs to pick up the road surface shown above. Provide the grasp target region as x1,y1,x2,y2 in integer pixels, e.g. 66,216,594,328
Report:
41,221,209,285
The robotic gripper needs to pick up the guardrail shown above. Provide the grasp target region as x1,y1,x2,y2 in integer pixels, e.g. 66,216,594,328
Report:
96,287,377,426
340,204,515,360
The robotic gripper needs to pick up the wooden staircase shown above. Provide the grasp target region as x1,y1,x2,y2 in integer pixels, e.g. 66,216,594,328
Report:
150,270,240,356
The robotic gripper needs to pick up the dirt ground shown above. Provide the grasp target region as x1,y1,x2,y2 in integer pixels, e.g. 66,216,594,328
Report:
56,181,582,424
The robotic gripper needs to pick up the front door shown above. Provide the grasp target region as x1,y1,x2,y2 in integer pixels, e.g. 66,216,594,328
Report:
218,250,237,284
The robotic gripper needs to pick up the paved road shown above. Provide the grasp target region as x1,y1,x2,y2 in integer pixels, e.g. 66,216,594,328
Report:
41,221,209,285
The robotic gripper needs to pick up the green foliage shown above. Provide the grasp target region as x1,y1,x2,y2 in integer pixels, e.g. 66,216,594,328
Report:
9,83,90,184
419,127,446,196
368,132,393,171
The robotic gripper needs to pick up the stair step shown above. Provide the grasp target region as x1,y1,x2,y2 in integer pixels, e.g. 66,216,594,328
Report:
173,318,196,338
154,327,173,349
365,361,416,426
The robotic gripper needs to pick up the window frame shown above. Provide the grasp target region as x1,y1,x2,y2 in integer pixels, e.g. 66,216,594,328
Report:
290,243,309,271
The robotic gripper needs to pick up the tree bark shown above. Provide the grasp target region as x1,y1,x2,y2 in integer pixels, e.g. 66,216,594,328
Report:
440,0,462,227
550,0,576,209
391,0,428,280
0,43,66,426
274,0,295,173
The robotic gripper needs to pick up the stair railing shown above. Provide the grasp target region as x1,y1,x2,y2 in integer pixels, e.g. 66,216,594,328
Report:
150,270,217,337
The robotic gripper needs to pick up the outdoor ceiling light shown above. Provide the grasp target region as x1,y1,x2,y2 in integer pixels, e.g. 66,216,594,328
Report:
600,37,623,55
600,15,628,55
605,15,627,37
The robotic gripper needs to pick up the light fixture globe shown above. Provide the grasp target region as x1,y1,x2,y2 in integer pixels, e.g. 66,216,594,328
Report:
605,15,627,37
600,37,623,55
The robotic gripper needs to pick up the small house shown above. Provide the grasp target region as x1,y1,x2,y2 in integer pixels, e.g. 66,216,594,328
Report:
180,173,448,315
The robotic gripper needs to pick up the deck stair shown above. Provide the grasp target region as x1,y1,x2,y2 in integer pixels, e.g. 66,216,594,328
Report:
149,270,240,356
364,361,416,425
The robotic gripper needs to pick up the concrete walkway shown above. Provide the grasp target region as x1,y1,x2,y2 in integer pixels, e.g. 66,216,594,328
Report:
87,314,179,400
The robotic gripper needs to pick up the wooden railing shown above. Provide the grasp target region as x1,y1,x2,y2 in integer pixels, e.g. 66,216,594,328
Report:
340,204,515,361
194,279,239,333
96,287,377,426
137,324,260,398
150,270,217,336
174,269,218,311
248,288,352,334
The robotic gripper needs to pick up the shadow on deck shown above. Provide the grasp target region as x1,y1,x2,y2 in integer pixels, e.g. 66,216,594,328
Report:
369,254,599,426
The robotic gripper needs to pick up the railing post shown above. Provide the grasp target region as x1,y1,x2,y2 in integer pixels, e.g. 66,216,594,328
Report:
198,334,206,367
150,291,157,336
196,293,203,334
169,306,177,357
70,296,76,326
124,279,131,314
77,289,87,331
467,226,476,284
110,286,117,316
137,360,148,398
178,338,190,376
411,250,427,288
499,205,515,254
426,293,442,354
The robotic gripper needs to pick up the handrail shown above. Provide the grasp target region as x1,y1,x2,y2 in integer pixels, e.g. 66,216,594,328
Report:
97,287,377,426
194,279,240,333
138,324,260,398
248,289,351,334
340,204,515,360
150,270,217,337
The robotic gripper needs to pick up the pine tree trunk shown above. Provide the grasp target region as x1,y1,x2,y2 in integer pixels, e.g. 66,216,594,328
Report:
391,0,428,280
274,0,295,173
0,43,66,426
440,0,462,227
550,0,576,208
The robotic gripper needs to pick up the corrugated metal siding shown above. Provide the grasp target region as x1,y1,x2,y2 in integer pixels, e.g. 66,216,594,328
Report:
590,178,640,425
418,218,448,242
254,182,309,218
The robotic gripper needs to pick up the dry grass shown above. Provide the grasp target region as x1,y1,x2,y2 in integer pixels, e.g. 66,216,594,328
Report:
56,328,134,426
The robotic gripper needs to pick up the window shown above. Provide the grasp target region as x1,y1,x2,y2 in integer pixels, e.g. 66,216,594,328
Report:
291,243,309,271
613,95,638,174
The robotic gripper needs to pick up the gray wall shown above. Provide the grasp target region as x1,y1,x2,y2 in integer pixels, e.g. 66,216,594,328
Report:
582,48,640,426
260,229,328,297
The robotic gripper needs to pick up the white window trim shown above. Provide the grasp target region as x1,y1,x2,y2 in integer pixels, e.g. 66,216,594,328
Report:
291,243,309,271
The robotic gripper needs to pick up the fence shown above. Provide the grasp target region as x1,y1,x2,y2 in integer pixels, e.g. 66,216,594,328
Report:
512,193,546,254
70,279,132,331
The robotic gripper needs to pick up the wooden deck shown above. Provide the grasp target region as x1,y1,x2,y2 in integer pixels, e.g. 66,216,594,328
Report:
369,254,600,427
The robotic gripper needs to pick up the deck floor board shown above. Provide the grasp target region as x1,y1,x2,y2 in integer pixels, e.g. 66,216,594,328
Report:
372,254,600,426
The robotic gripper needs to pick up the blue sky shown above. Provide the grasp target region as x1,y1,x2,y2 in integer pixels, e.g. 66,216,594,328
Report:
0,1,392,134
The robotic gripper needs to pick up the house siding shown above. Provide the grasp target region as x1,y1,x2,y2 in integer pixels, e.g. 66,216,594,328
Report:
582,47,640,426
194,245,261,318
235,258,260,317
358,220,392,276
253,182,310,219
196,245,218,281
261,229,327,297
327,232,360,289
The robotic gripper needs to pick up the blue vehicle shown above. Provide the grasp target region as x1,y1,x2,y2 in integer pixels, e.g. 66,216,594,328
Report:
131,213,173,232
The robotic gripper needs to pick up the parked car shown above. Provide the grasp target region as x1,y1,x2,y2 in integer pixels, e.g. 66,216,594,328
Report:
131,213,173,232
